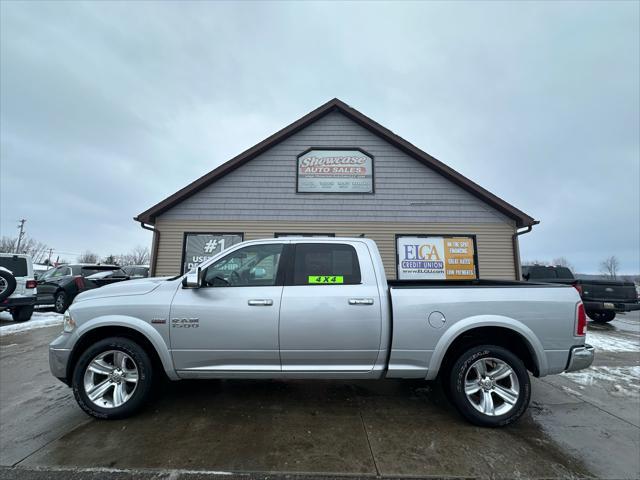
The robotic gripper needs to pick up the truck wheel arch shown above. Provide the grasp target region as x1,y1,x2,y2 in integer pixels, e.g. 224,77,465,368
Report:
427,316,547,381
67,318,178,383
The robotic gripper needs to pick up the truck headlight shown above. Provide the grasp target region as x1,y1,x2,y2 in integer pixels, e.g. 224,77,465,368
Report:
63,311,76,333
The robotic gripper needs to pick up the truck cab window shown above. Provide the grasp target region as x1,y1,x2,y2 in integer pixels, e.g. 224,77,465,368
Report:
203,244,283,287
292,243,361,285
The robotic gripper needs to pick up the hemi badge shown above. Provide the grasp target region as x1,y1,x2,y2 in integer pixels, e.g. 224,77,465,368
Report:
151,318,167,324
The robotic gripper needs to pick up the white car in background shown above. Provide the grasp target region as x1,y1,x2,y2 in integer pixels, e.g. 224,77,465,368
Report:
0,253,37,322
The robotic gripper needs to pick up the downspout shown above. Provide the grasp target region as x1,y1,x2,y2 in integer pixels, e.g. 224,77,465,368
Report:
139,221,159,277
512,221,539,280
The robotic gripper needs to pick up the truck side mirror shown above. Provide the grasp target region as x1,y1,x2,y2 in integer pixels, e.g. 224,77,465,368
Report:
182,267,202,289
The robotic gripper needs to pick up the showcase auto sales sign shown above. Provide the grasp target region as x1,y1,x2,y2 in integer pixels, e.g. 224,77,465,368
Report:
297,149,373,193
397,236,478,280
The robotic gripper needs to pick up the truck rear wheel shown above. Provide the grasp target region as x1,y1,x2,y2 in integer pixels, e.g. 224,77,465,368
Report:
587,310,616,323
449,345,531,427
72,337,153,419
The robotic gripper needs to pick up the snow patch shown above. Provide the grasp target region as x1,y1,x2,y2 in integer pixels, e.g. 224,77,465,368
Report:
0,311,63,336
586,330,639,352
563,366,640,397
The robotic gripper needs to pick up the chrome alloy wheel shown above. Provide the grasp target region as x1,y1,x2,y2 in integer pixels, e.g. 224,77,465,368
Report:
464,357,520,416
83,350,139,408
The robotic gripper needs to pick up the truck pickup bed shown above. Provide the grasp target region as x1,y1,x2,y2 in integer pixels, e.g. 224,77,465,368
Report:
49,238,593,427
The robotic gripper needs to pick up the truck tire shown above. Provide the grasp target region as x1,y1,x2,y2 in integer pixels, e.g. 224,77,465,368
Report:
587,310,616,323
72,337,153,420
54,291,68,314
0,269,16,303
11,306,33,322
449,345,531,427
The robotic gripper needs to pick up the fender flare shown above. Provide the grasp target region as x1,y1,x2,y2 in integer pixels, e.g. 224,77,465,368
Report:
71,315,179,381
425,314,548,380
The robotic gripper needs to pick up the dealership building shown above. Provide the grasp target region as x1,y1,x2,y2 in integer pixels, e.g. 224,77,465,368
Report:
135,98,537,280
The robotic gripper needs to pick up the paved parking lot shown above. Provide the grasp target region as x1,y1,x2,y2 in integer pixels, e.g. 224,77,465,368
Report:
1,311,638,479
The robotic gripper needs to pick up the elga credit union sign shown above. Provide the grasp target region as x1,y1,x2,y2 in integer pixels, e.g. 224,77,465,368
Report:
297,149,373,193
397,235,478,280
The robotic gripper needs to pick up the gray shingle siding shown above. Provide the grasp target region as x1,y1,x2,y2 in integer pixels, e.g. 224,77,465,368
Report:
160,111,514,225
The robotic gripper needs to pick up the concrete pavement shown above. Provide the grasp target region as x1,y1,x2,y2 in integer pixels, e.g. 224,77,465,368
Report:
1,312,638,479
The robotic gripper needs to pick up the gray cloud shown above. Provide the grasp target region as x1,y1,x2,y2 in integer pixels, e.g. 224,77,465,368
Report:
1,1,638,272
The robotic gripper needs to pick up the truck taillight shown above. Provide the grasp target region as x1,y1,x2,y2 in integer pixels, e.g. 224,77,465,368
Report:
573,283,583,296
74,276,85,289
25,280,37,289
576,302,587,336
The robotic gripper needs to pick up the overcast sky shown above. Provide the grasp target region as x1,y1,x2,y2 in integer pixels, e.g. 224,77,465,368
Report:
1,1,638,273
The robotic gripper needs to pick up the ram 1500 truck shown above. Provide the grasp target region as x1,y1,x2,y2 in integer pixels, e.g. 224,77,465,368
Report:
49,238,594,427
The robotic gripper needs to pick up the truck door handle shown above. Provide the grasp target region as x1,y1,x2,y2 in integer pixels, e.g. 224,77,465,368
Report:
349,298,374,305
248,299,273,306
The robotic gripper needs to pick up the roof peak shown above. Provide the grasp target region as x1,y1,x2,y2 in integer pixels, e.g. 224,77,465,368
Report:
136,99,536,228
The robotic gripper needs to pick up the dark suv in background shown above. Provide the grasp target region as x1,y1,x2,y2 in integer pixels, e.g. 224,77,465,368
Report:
36,264,129,313
522,265,639,322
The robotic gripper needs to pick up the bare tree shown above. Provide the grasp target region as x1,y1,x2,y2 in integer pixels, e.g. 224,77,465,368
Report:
77,251,99,263
600,255,620,279
552,257,574,271
119,246,150,266
103,254,118,265
0,235,49,263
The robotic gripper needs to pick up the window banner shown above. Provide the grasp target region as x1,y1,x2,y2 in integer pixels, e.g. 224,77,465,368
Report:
396,235,478,280
182,233,243,273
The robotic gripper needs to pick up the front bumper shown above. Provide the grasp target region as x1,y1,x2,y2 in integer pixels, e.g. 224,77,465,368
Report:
583,301,640,313
565,344,595,373
49,333,73,385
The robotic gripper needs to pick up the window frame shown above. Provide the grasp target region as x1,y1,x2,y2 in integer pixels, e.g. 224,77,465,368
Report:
395,234,480,281
201,243,287,288
274,233,335,238
285,242,362,287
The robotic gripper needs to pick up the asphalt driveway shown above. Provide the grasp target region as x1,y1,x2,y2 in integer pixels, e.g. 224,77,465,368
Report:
1,311,638,479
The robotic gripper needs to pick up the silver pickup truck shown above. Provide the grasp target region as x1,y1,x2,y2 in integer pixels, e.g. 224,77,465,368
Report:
49,238,594,427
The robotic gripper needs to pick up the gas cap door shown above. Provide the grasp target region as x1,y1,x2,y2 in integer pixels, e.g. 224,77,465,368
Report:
428,311,446,329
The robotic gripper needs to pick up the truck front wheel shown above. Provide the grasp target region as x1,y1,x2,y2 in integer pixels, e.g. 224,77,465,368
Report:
449,345,531,427
587,310,616,323
72,337,153,419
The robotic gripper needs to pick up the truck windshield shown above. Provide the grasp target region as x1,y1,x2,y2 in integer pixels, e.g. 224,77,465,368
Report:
0,257,28,277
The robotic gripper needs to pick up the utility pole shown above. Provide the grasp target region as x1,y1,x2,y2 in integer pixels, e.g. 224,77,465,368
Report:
15,219,26,254
47,248,53,266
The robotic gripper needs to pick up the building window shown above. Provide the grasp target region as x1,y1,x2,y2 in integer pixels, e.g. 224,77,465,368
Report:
292,243,361,285
396,235,479,280
181,233,243,274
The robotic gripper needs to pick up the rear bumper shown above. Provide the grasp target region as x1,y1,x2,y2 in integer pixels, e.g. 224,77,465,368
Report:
583,301,640,312
1,295,36,309
565,344,595,373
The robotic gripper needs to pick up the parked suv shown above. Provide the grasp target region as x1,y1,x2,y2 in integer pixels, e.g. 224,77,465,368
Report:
0,253,37,322
36,264,129,313
522,265,639,322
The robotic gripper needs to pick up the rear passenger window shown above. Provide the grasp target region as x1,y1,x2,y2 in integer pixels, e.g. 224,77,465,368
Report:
292,244,361,285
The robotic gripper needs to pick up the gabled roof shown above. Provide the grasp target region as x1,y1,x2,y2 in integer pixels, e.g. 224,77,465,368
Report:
135,98,536,227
